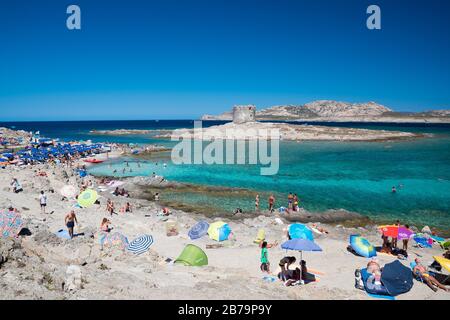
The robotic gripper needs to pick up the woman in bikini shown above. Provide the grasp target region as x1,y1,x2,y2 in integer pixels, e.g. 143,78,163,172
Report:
414,258,449,292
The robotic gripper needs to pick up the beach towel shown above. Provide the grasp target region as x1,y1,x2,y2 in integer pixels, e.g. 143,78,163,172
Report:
413,236,432,248
55,229,72,240
360,268,392,298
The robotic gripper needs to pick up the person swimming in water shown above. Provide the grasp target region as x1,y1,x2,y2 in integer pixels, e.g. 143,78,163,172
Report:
392,186,397,193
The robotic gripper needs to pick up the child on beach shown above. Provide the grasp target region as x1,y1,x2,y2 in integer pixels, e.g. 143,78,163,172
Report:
255,194,259,212
39,190,47,214
260,241,270,273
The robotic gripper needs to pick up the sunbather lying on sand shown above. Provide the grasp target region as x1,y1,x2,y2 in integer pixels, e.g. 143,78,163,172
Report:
413,258,449,292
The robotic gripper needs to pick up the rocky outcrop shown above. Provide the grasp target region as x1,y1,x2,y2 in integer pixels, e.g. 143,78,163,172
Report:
201,100,450,123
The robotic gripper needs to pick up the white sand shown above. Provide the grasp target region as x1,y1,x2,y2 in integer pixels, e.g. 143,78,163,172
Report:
0,157,448,300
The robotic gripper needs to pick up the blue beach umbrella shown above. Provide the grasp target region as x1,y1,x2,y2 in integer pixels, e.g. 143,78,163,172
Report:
281,238,322,252
127,234,154,255
188,221,209,240
281,238,322,280
349,235,377,258
288,223,314,241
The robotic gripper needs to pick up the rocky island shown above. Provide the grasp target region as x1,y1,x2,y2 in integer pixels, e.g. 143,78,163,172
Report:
202,100,450,123
158,106,426,142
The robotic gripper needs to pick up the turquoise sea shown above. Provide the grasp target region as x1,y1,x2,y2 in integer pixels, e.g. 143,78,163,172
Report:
2,120,450,233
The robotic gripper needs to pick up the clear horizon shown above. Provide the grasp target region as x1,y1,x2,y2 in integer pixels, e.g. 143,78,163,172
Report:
1,0,450,121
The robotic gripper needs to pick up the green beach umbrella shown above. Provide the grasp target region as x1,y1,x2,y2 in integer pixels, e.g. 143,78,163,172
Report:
77,189,98,208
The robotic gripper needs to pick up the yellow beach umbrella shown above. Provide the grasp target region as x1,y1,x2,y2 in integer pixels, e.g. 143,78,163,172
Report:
207,221,231,242
77,189,98,208
433,256,450,273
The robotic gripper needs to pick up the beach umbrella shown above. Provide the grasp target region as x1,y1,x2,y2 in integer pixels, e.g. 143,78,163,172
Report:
127,234,154,255
208,221,231,242
433,256,450,273
77,189,98,208
349,235,377,258
188,220,209,240
380,260,413,296
288,223,314,241
281,238,322,281
60,185,79,199
99,232,129,250
0,210,24,239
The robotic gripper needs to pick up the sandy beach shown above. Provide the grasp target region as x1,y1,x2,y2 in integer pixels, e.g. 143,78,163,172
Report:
0,148,448,300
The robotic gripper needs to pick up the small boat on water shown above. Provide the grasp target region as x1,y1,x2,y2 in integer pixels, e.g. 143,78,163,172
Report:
84,158,104,164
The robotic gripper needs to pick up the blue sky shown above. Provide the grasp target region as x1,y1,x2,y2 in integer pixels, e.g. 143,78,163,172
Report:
0,0,449,120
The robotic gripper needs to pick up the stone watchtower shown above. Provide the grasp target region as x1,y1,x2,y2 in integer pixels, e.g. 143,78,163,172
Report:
232,105,256,124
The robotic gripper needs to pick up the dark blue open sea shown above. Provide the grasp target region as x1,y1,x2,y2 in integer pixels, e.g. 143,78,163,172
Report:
2,120,450,233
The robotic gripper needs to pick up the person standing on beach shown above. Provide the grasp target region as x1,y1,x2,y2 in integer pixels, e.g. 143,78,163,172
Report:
65,210,78,239
288,193,293,210
392,220,400,249
268,194,275,212
106,199,115,216
260,241,270,273
255,194,259,212
39,190,47,214
402,224,411,251
293,194,299,211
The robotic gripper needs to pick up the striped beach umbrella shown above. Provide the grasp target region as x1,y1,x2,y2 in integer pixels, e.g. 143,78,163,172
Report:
349,235,377,258
188,220,209,240
127,234,154,255
77,189,98,208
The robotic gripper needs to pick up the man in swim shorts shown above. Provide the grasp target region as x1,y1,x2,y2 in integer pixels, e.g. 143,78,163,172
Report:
65,210,78,239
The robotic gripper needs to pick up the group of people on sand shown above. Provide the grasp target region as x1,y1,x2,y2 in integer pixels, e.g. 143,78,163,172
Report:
380,220,410,257
260,242,312,287
355,256,449,293
113,187,129,197
254,193,301,214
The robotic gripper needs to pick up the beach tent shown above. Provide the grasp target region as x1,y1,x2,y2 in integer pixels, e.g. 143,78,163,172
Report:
288,223,314,241
208,221,231,242
381,260,413,296
188,220,209,240
77,189,98,208
175,244,208,266
349,235,377,258
0,210,24,239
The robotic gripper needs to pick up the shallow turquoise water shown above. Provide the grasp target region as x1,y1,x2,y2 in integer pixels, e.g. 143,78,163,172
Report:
3,120,449,231
89,135,450,232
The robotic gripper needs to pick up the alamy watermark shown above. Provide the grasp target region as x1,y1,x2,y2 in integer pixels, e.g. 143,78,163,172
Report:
170,121,280,176
65,4,381,31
